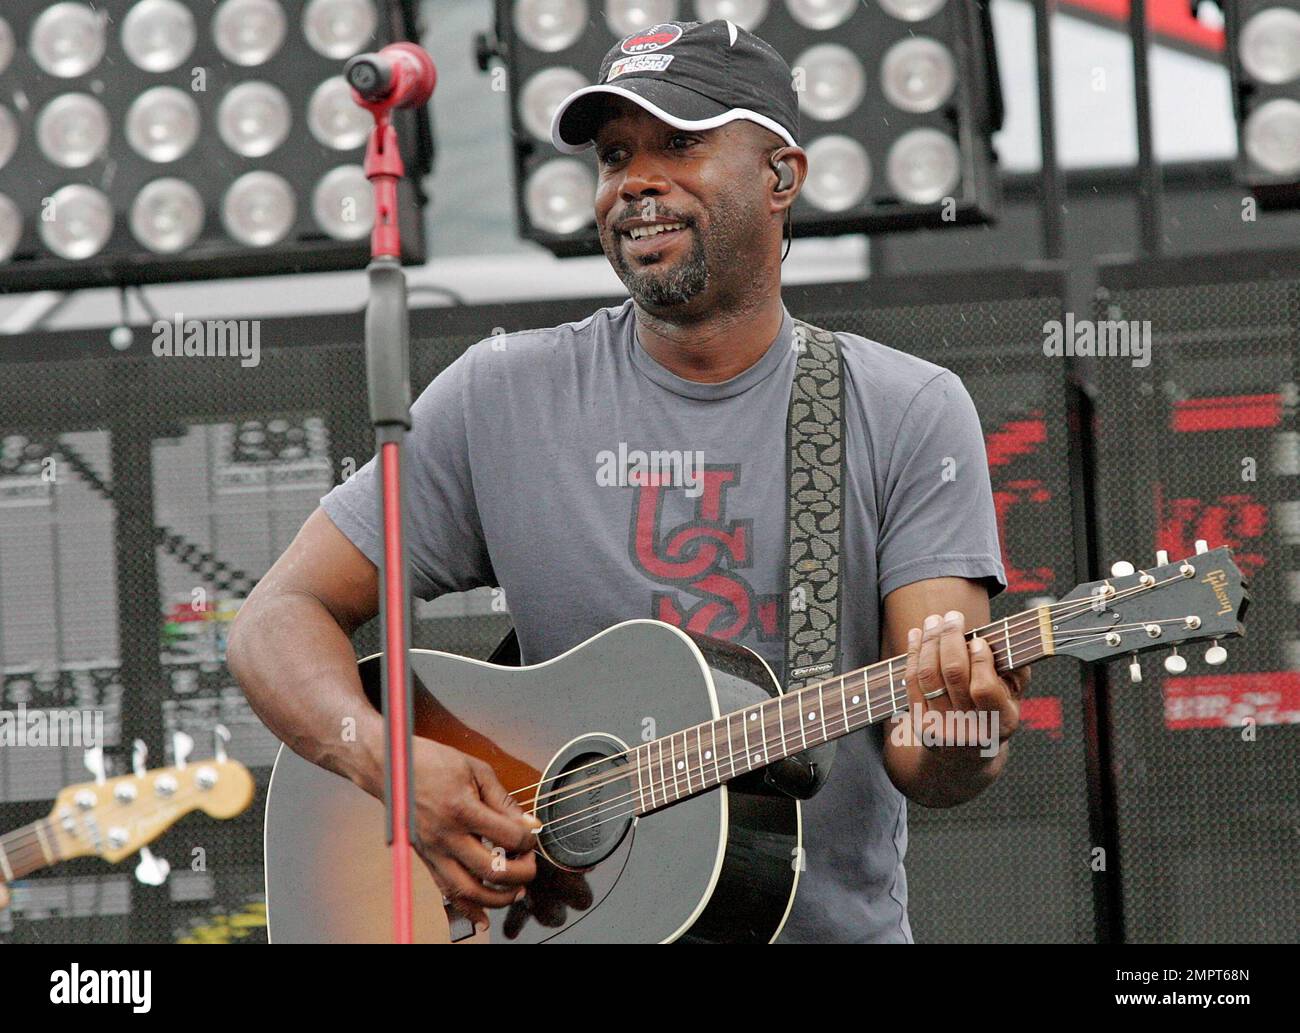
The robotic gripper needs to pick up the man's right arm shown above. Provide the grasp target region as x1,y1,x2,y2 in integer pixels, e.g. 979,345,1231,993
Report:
227,506,386,796
226,506,539,930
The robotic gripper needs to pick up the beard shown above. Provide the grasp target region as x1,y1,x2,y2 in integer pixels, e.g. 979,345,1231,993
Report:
602,193,753,311
612,225,708,308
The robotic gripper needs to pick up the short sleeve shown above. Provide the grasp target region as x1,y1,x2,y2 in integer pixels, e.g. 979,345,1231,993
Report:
876,369,1007,602
319,349,494,600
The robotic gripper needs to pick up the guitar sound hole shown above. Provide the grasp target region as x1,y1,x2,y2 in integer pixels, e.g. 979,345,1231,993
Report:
536,735,634,872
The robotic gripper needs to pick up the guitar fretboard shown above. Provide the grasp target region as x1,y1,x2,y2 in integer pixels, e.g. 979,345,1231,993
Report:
630,607,1052,813
0,818,61,883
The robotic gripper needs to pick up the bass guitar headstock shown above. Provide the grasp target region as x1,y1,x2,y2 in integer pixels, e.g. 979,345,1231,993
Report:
48,728,254,865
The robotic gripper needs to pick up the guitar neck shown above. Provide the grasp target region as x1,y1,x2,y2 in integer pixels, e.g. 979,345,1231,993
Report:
631,606,1053,814
0,816,63,884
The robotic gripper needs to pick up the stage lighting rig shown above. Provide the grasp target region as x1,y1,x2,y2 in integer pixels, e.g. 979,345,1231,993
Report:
1224,1,1300,207
0,0,434,292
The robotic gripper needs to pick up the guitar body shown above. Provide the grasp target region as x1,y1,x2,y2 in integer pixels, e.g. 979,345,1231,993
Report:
264,620,801,943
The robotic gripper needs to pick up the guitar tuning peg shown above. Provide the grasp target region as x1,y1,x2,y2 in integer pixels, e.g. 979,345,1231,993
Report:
1155,549,1169,566
1129,654,1142,683
172,731,194,770
134,847,170,887
1205,641,1228,666
1111,560,1135,577
1163,648,1188,674
132,739,148,778
214,724,231,765
1195,539,1209,554
84,746,107,786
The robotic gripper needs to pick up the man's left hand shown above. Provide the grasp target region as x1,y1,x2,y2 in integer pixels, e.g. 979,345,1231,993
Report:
901,609,1029,754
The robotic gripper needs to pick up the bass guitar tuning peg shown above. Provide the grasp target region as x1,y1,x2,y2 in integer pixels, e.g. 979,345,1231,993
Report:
214,724,231,764
1205,641,1227,666
134,847,170,887
1110,560,1135,577
1163,647,1187,674
1129,654,1142,684
173,731,194,770
132,739,148,777
84,746,107,786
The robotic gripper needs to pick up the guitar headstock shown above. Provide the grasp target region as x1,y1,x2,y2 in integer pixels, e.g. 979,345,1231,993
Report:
47,754,254,864
1050,542,1249,674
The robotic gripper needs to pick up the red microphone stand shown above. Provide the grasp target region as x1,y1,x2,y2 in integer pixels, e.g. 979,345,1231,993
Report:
350,41,436,945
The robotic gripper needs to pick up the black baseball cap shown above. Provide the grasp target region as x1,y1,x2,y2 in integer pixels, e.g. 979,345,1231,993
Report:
550,19,800,155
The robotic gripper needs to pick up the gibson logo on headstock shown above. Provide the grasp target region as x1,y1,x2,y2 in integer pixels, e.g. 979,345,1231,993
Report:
1201,569,1233,616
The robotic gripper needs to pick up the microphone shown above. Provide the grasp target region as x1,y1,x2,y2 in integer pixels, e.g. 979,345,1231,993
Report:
345,42,436,111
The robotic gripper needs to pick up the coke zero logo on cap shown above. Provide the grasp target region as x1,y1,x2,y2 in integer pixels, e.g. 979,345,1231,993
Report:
620,23,683,55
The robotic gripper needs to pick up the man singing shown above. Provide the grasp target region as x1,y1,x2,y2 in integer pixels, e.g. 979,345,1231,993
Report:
230,19,1027,943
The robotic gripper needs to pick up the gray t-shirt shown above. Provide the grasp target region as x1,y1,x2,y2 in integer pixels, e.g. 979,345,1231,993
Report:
321,297,1006,943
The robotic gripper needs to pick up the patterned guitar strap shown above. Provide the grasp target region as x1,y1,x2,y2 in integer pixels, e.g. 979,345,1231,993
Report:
766,317,843,799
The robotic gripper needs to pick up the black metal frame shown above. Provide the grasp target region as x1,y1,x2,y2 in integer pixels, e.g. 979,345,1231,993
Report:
1096,240,1300,289
1129,0,1164,255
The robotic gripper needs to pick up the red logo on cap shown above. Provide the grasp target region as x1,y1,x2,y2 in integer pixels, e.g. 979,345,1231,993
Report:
621,23,683,55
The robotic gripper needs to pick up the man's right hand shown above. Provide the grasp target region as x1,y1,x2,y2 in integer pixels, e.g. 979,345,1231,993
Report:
225,509,541,935
407,738,541,933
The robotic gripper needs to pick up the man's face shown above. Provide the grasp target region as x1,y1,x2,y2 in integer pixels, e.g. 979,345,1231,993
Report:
591,98,774,314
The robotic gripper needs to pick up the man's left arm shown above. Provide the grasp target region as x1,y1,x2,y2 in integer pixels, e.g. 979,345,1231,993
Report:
880,576,1029,807
869,369,1026,807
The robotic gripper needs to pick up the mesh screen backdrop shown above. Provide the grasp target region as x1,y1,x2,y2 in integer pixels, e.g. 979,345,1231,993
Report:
1094,249,1300,943
0,320,512,943
0,267,1133,945
787,273,1092,942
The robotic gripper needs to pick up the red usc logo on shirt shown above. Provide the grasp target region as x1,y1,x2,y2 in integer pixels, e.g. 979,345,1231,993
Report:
628,464,781,642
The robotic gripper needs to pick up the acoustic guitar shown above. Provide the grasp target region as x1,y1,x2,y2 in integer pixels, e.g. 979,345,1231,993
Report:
264,544,1249,943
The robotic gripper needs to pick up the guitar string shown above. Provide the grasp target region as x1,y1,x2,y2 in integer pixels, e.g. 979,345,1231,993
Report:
0,573,1206,870
3,588,1182,868
533,612,1204,845
535,621,1138,847
506,604,1058,808
533,618,1188,848
503,575,1176,810
0,607,1048,874
530,560,1208,815
0,617,1185,905
532,616,1195,846
509,574,1188,814
516,586,1184,820
538,610,1196,841
0,620,1118,870
526,633,1052,829
535,620,1186,851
